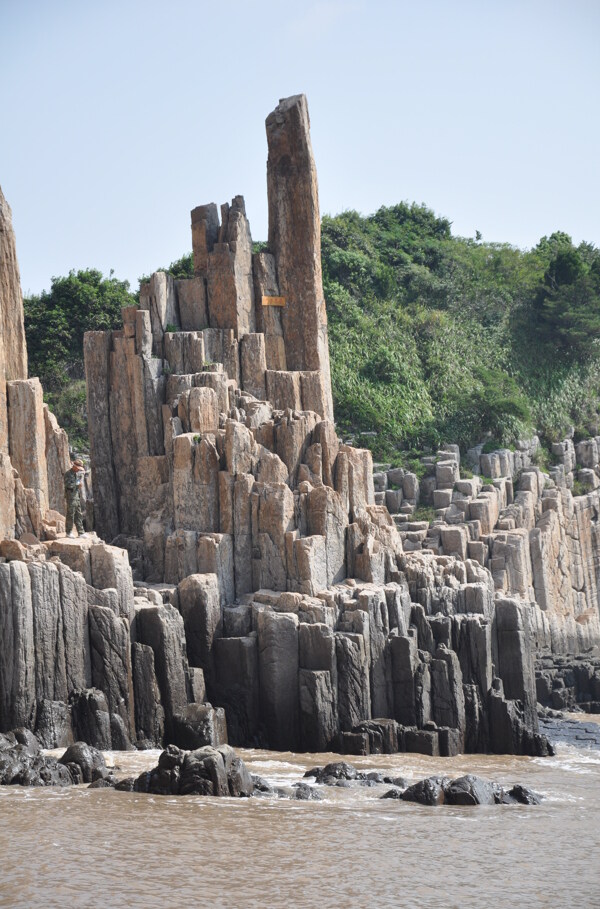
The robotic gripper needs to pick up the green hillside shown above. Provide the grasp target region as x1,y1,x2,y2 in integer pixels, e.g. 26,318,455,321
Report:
23,205,600,459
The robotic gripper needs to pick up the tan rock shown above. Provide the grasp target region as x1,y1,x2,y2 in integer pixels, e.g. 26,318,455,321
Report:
135,309,152,358
44,405,70,515
193,370,229,415
265,95,333,420
191,203,219,276
172,434,219,532
252,251,287,370
188,386,219,435
206,196,255,339
266,370,302,411
84,332,119,540
0,452,15,539
241,333,267,400
0,186,27,382
7,378,48,514
176,277,208,331
139,271,178,355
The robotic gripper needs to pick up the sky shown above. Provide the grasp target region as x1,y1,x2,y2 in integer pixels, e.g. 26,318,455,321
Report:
2,0,599,296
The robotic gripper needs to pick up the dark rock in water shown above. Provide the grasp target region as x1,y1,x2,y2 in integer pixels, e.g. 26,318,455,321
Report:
115,777,136,792
381,788,404,799
401,776,449,806
158,744,185,771
227,752,254,797
501,784,543,805
64,762,83,785
88,776,116,789
309,761,359,783
251,774,274,794
135,744,253,798
386,773,543,807
291,782,323,801
0,729,72,787
171,703,228,750
384,775,408,789
11,728,40,756
366,771,385,783
443,774,497,806
59,742,107,784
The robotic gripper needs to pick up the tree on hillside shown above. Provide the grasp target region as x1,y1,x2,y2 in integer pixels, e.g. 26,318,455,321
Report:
534,239,600,355
24,268,135,390
24,269,135,449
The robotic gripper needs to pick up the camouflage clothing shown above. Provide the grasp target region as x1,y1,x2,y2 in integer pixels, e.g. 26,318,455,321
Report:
64,468,84,534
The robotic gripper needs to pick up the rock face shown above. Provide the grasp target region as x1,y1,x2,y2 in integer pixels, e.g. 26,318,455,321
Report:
0,186,28,463
0,186,71,541
2,98,599,760
266,95,334,421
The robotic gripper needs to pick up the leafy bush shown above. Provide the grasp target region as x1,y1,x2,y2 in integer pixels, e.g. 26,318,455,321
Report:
24,269,134,392
45,380,88,451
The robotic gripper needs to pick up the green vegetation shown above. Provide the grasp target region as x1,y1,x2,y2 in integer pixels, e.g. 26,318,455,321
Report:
322,205,600,460
139,253,194,286
412,506,436,523
23,268,135,446
22,204,600,458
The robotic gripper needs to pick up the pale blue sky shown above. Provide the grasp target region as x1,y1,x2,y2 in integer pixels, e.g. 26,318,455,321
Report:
2,0,599,295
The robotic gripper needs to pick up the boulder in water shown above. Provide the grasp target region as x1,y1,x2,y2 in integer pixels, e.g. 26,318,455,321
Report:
59,742,108,784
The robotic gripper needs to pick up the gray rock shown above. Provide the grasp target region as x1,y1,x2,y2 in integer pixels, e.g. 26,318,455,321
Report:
59,741,107,784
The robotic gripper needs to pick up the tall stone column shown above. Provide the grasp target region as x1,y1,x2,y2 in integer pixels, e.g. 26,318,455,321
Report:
0,186,28,456
266,95,334,421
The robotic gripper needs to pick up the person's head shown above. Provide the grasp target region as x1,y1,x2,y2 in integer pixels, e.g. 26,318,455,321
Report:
71,458,85,472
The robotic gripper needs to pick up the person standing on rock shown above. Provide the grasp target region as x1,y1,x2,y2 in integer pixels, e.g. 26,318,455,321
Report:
64,459,87,538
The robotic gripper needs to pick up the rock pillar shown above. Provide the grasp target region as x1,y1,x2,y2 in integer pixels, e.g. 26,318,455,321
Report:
0,186,28,457
265,94,333,420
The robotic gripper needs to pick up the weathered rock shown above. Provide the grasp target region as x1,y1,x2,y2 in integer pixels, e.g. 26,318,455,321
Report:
257,610,299,750
401,776,448,806
335,632,370,731
299,669,337,752
59,741,107,784
69,689,113,751
131,642,165,746
443,774,497,806
0,186,28,461
88,604,135,744
177,573,222,679
0,561,35,731
213,635,260,746
7,378,48,514
266,95,333,420
171,703,227,750
134,603,191,740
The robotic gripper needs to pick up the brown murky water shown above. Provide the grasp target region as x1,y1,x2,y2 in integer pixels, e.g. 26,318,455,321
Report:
1,727,599,909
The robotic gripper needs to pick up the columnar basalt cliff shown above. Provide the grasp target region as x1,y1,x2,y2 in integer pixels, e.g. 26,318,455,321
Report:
1,96,599,761
0,186,71,542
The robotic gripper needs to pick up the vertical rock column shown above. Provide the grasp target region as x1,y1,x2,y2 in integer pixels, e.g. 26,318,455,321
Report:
265,94,334,421
7,378,49,515
206,196,256,339
84,332,120,541
0,186,28,459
